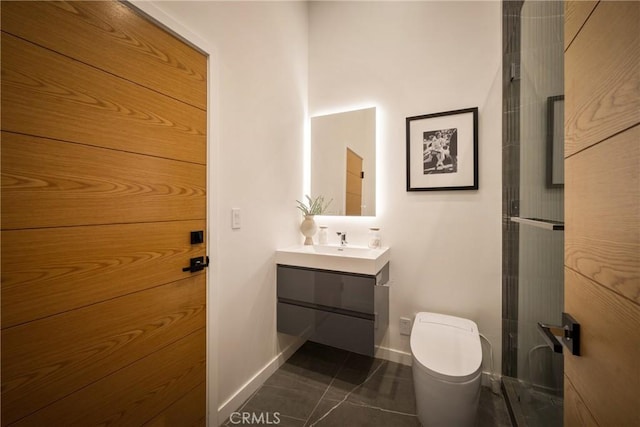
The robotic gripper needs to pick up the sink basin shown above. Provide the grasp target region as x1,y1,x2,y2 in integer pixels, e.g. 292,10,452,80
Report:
311,245,378,256
276,244,390,275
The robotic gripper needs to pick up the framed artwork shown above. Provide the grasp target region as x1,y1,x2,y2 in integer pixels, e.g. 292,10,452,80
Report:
547,95,564,188
406,107,478,191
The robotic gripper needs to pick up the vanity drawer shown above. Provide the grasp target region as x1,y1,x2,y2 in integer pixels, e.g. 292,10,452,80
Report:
277,265,375,315
277,302,374,356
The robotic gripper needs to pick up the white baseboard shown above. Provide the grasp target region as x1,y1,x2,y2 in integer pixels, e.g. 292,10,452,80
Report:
217,337,305,423
374,345,413,366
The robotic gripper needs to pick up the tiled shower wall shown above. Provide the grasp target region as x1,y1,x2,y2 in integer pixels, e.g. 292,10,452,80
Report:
502,0,523,378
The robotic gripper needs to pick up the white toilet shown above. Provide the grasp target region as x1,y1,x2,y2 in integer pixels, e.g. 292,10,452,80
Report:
410,312,482,427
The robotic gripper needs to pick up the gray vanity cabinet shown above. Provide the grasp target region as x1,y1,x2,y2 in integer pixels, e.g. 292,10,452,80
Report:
277,263,389,356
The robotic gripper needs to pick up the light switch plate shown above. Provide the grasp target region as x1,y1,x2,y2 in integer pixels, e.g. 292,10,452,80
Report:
231,208,241,229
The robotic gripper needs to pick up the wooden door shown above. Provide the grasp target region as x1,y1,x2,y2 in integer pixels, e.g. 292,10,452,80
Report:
564,1,639,425
346,148,363,216
1,1,208,425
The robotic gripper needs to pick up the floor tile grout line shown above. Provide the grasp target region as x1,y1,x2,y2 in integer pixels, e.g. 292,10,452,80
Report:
307,358,388,427
278,414,309,422
237,386,261,413
302,351,351,427
345,400,418,418
221,386,262,426
259,383,326,393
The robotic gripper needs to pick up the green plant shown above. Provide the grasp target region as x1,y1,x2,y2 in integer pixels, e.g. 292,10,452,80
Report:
296,195,332,216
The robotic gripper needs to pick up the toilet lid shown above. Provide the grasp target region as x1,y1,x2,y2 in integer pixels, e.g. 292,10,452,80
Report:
410,312,482,382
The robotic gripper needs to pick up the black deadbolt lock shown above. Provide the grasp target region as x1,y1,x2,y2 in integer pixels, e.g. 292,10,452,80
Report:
190,230,204,244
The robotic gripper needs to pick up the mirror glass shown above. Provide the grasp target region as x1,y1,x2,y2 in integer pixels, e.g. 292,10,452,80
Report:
310,107,376,216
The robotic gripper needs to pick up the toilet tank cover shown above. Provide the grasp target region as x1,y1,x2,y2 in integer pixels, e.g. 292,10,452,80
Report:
410,312,482,380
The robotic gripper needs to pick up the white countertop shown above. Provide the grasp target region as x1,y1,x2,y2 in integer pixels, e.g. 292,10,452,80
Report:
276,244,390,275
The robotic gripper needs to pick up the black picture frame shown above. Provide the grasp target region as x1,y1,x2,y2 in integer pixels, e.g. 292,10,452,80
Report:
406,107,478,191
546,95,564,188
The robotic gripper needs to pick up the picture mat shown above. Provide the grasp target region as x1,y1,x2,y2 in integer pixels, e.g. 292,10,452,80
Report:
409,111,475,188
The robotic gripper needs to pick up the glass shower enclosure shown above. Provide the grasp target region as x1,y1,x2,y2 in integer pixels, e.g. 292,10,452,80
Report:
502,1,564,426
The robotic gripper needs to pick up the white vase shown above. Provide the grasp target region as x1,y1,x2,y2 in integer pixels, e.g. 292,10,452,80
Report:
300,215,317,245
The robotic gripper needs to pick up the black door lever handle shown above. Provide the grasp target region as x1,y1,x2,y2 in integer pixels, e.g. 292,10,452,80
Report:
537,312,580,356
182,256,209,273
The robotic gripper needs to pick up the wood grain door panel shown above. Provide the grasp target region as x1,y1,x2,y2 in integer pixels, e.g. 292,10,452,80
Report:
346,148,362,216
564,269,640,426
144,382,207,427
564,1,640,425
564,0,640,156
1,33,206,164
12,329,206,427
2,132,206,230
1,1,207,110
1,219,206,327
564,125,640,303
564,1,598,50
564,377,598,427
2,276,205,425
1,1,208,423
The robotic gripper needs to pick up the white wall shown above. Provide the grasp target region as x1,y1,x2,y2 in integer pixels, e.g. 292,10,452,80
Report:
308,1,503,374
145,1,308,423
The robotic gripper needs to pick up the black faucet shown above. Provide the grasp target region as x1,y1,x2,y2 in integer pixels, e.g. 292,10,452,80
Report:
336,232,347,247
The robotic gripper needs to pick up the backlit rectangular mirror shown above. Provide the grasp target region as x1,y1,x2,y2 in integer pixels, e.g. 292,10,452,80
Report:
310,107,376,216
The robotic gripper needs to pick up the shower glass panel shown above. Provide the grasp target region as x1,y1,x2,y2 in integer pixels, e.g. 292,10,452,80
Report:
502,1,564,426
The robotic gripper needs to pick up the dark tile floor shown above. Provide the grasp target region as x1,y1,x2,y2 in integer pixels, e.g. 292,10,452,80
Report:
224,341,513,427
502,377,562,427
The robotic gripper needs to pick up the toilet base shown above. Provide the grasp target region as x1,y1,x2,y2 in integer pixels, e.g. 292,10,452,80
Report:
413,364,481,427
